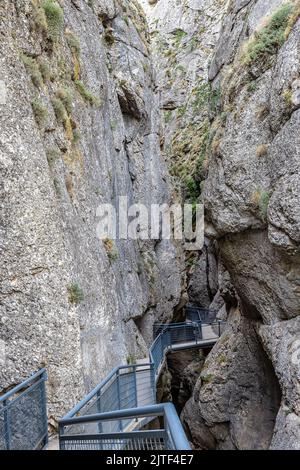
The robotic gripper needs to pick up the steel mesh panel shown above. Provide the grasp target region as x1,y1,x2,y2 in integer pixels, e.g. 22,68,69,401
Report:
0,377,47,450
62,436,166,450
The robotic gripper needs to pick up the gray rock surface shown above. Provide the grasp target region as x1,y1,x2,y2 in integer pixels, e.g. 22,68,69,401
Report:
182,0,300,450
0,0,185,423
182,308,282,449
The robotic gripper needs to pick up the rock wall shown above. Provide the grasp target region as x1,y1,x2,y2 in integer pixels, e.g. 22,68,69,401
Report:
0,0,185,424
140,0,229,309
182,0,300,449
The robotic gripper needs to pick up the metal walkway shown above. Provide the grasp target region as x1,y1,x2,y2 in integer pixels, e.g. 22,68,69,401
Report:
59,308,225,451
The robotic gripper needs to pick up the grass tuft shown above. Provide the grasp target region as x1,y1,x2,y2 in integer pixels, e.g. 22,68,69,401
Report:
259,191,270,221
38,59,51,82
68,283,84,305
32,99,48,126
75,80,101,106
21,54,43,88
103,238,118,262
243,3,295,66
32,5,48,35
56,87,73,114
51,96,68,124
66,31,81,57
46,147,60,167
42,0,64,41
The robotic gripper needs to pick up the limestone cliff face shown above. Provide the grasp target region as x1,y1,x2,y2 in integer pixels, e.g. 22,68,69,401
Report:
140,0,229,308
0,0,184,424
182,0,300,450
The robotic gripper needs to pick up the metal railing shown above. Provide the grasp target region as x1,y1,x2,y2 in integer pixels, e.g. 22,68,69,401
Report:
60,314,225,450
150,321,222,378
0,369,48,450
185,305,218,324
59,404,191,450
62,364,156,435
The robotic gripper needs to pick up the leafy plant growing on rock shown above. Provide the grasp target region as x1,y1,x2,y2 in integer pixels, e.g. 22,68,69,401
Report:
32,99,48,126
56,87,73,114
38,59,51,82
259,191,270,221
103,238,119,262
32,4,48,35
21,54,44,88
243,3,295,66
51,96,68,124
126,354,136,365
42,0,64,42
68,283,84,305
201,374,214,384
75,80,101,107
66,31,81,57
46,147,60,168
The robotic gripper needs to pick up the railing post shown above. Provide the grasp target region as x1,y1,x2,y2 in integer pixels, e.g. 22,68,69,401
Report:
116,370,123,431
59,423,65,450
97,390,103,433
41,370,49,447
150,363,156,403
3,400,11,450
133,366,138,408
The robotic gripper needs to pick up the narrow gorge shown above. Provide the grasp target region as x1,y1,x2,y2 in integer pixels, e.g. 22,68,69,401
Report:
0,0,300,451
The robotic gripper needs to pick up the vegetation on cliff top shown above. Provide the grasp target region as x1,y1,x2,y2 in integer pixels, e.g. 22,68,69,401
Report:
243,2,299,66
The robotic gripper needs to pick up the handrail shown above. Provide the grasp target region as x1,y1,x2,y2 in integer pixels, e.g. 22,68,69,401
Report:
0,369,48,450
64,363,155,419
59,403,191,451
60,312,225,450
63,366,120,419
0,368,47,402
60,404,167,426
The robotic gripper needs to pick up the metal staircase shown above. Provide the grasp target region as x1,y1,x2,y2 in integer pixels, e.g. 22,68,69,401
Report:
59,309,225,451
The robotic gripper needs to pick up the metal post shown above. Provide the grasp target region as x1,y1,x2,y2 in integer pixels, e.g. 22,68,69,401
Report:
97,390,103,433
41,370,49,447
150,363,156,403
58,423,65,450
218,320,221,337
133,366,138,407
3,400,11,450
116,370,123,431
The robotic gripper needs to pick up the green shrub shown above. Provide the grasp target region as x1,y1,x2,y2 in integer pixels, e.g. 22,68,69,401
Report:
259,191,270,221
46,147,60,167
247,80,257,93
126,354,136,365
42,0,64,41
51,97,68,123
173,28,187,47
176,105,187,117
21,54,43,88
38,59,51,82
68,283,84,305
66,31,81,57
103,238,119,262
164,110,173,123
56,87,73,114
72,129,81,144
201,374,214,384
243,3,294,66
75,80,101,106
32,5,48,35
32,99,48,126
110,120,117,131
